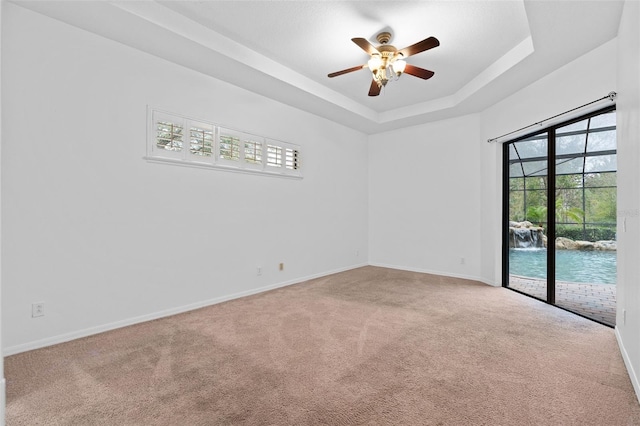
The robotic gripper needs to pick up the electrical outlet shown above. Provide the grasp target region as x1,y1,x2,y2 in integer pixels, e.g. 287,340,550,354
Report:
279,262,284,271
355,250,359,257
257,266,262,276
32,302,45,318
623,309,627,325
460,257,465,265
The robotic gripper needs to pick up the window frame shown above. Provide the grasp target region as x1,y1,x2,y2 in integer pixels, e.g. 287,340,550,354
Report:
145,107,302,179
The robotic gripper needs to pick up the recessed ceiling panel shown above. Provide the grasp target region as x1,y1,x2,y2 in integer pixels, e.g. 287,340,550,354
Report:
159,1,531,112
14,0,624,133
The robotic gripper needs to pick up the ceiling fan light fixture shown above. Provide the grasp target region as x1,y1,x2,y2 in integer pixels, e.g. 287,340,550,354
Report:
392,59,406,77
368,53,388,87
328,32,439,96
367,54,382,73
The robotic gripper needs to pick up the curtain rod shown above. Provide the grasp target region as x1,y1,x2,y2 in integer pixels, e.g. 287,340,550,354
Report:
487,91,617,143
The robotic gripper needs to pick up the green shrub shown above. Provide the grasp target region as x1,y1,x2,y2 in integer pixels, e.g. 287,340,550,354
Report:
555,225,616,241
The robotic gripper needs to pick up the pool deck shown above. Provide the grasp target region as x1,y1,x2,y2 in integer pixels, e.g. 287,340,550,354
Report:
508,275,616,326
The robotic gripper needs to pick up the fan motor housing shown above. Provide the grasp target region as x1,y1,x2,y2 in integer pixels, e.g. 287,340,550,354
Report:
378,45,397,57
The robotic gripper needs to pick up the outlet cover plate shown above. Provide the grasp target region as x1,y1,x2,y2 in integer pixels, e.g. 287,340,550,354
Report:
32,302,45,318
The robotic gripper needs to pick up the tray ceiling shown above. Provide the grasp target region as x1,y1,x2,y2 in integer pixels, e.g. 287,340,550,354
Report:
11,1,624,134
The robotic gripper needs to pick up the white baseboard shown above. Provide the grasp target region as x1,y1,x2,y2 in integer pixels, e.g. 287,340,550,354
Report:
0,378,5,426
476,277,500,287
3,263,368,356
615,326,640,404
368,262,493,286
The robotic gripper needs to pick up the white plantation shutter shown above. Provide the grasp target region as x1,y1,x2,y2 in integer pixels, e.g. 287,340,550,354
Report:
187,120,214,161
147,108,301,178
285,148,299,170
266,144,283,168
244,139,263,167
218,127,265,171
156,121,183,151
219,134,241,163
152,110,184,160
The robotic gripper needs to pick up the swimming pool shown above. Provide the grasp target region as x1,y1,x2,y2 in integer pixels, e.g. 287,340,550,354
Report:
509,248,617,285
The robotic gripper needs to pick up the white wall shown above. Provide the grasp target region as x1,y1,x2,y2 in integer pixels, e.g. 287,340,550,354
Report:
479,38,618,285
368,114,483,281
0,0,5,421
1,4,368,353
615,0,640,400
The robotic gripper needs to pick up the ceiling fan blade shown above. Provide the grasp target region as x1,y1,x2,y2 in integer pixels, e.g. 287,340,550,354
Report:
368,79,381,96
328,65,366,78
398,36,440,58
403,64,435,80
352,38,380,55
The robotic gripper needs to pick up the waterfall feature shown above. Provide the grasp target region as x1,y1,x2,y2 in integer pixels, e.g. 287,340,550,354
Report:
509,222,546,249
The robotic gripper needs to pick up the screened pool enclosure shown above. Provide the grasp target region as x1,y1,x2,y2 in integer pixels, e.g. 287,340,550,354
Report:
503,106,617,326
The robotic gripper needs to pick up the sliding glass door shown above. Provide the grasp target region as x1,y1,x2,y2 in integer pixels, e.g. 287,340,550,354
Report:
503,106,617,326
506,134,549,301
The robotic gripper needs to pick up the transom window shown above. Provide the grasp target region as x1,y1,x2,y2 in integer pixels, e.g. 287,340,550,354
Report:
147,108,301,178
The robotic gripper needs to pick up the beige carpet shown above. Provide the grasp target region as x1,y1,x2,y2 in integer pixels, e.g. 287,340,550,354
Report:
6,266,640,425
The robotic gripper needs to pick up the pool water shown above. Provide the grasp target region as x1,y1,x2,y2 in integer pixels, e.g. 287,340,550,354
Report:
509,249,617,285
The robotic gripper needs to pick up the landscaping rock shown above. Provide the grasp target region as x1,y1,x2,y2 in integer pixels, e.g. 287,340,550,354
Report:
509,221,546,248
594,240,617,251
555,237,617,251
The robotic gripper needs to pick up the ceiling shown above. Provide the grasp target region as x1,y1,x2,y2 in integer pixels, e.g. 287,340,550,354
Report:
12,1,624,134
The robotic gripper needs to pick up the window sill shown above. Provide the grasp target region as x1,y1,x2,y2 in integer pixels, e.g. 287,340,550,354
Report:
143,156,303,180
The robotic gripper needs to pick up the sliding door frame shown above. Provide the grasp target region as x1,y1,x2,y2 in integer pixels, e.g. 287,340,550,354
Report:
502,105,616,318
547,127,556,304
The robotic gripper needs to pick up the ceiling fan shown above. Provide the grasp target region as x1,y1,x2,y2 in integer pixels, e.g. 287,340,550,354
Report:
328,31,439,96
